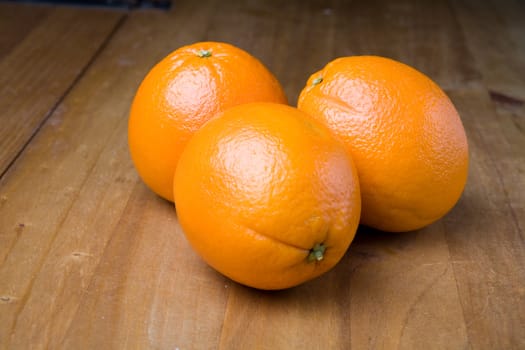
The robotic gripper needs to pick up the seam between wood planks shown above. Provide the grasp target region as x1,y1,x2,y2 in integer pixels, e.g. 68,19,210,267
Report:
2,14,129,348
0,14,129,183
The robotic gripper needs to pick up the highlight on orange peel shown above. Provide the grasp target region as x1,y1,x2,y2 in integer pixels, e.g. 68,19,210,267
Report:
298,55,469,232
174,103,361,290
128,41,287,202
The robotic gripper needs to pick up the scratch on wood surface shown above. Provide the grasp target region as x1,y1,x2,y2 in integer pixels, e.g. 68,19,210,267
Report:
0,295,19,304
70,252,94,258
398,263,451,343
0,222,29,266
352,250,380,260
488,90,524,107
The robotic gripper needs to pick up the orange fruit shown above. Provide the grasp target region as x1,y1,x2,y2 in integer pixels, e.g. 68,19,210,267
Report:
298,56,469,232
128,41,287,201
174,103,361,290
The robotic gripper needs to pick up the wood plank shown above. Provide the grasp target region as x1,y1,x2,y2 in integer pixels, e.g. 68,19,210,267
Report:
443,88,525,349
1,106,137,349
0,5,124,178
60,185,230,349
216,1,475,348
0,0,523,348
219,227,469,349
331,0,481,91
0,3,49,60
251,0,482,104
202,1,341,104
448,2,525,347
452,0,525,100
0,2,223,348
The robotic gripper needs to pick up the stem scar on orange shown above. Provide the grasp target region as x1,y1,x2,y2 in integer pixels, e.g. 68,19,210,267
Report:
128,41,287,202
298,56,469,232
174,103,361,290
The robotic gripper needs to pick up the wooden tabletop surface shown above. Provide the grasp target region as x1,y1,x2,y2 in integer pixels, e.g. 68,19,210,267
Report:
1,0,524,349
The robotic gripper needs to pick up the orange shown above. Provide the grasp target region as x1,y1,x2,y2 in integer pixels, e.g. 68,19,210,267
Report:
173,103,361,290
128,41,287,201
298,56,469,232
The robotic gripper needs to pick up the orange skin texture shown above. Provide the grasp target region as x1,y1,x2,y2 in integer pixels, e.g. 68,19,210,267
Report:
298,56,469,232
128,42,287,202
174,103,361,290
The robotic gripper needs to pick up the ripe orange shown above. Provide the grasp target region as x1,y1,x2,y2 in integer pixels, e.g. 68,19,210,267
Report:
173,103,361,290
298,56,469,232
128,41,287,201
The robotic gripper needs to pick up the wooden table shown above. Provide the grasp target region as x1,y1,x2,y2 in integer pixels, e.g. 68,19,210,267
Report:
1,0,524,348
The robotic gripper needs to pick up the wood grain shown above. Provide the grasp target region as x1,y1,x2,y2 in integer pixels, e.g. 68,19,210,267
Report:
453,0,525,100
219,227,469,349
444,89,525,349
214,1,475,348
0,2,222,348
0,0,524,348
0,3,49,60
449,3,525,346
0,5,123,178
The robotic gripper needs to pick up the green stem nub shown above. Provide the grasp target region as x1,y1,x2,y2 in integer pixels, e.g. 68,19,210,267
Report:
308,243,326,263
312,77,323,86
197,49,212,58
